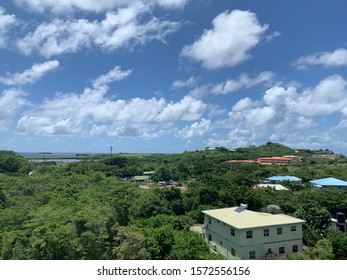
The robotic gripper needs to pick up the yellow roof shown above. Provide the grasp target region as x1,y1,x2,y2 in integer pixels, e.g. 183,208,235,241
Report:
202,207,305,229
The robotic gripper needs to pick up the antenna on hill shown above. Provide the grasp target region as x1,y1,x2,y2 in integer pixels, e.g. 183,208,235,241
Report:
110,146,113,157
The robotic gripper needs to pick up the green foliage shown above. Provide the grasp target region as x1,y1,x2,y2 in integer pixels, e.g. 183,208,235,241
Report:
281,239,334,260
112,226,149,260
294,203,331,246
130,190,166,218
327,229,347,260
169,231,223,260
0,150,31,175
1,144,347,260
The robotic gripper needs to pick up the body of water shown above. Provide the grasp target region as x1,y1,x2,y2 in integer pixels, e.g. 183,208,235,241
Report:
18,152,103,162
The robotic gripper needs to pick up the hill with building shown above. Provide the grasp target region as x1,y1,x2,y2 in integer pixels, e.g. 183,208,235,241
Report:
0,145,347,260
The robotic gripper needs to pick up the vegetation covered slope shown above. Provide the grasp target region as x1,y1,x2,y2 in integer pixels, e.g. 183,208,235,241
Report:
0,144,347,260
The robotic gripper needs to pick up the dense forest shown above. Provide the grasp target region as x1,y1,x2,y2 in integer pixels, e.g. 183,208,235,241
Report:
0,143,347,260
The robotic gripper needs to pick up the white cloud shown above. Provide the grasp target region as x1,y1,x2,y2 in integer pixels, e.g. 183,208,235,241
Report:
14,0,188,14
92,66,132,88
232,97,253,112
156,95,206,122
0,7,17,48
171,76,197,90
186,71,274,98
176,118,212,139
155,0,188,9
104,123,163,138
220,74,347,150
17,68,207,137
17,3,181,57
265,30,281,42
294,48,347,69
207,129,250,149
290,74,347,116
0,60,59,86
297,116,314,129
207,104,227,117
181,9,268,69
337,119,347,128
211,71,275,94
0,88,27,132
188,85,210,99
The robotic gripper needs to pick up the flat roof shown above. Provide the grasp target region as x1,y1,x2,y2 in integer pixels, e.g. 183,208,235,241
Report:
202,207,305,229
257,183,289,191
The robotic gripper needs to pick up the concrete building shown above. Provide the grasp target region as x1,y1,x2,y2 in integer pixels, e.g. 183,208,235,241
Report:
202,205,305,260
256,157,294,165
226,157,298,165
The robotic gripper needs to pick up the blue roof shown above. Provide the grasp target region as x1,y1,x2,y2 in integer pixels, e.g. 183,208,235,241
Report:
268,176,302,182
309,177,347,187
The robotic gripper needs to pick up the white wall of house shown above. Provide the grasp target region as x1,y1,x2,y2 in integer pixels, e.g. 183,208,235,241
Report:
204,214,304,260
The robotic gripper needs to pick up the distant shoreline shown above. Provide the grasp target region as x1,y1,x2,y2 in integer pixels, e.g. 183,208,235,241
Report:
17,152,104,162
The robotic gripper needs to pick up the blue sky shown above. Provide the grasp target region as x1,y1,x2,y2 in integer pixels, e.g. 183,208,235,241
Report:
1,0,347,154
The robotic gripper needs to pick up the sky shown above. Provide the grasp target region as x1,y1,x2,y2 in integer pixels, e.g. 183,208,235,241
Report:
1,0,347,154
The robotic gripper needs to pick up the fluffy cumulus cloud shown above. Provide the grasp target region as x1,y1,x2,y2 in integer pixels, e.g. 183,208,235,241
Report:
156,95,207,122
0,7,17,48
288,74,347,116
0,88,27,132
0,60,59,86
16,3,181,57
294,48,347,69
181,9,268,69
176,118,212,139
220,74,347,149
17,67,207,138
14,0,188,14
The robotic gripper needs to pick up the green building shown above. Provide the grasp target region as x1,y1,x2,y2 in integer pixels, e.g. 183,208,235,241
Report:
202,205,305,260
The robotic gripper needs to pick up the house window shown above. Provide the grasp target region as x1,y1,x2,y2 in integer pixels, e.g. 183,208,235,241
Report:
279,247,285,254
230,228,235,236
218,220,220,223
208,234,212,241
249,250,256,259
292,245,298,253
263,229,269,237
231,247,236,256
246,230,253,239
277,227,282,235
220,241,223,246
208,217,211,224
291,226,296,232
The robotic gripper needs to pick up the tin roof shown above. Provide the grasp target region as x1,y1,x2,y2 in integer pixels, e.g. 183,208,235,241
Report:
202,207,305,229
309,177,347,187
268,176,302,181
